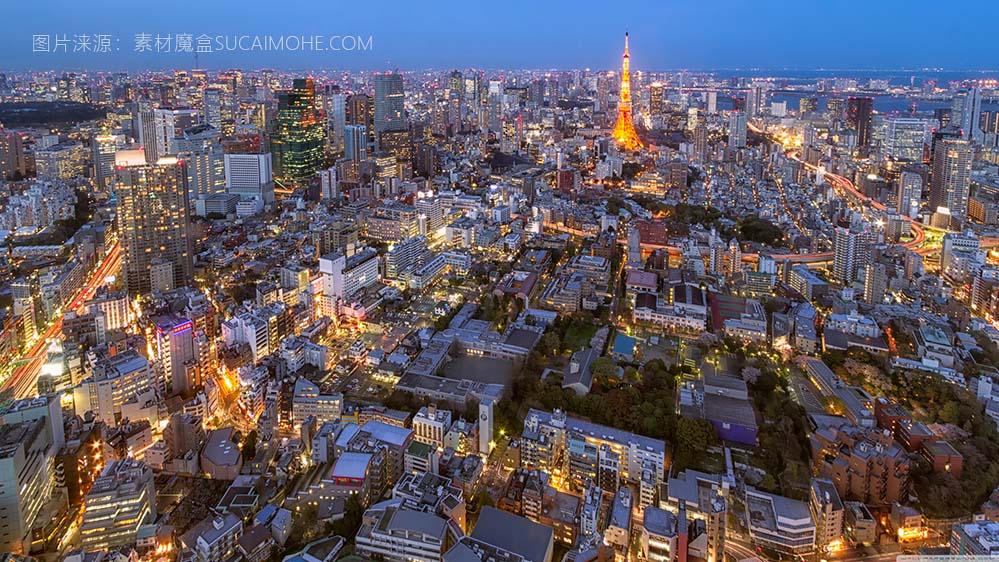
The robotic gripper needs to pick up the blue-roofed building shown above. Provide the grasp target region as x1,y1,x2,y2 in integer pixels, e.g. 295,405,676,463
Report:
611,333,637,362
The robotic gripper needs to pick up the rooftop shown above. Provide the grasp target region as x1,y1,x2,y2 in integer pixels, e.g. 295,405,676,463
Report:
330,452,372,481
523,408,666,456
202,428,241,468
471,507,553,562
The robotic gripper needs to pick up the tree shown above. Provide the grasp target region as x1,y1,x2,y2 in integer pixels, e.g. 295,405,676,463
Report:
329,494,364,537
742,366,761,384
475,489,494,510
542,332,562,355
241,430,257,461
590,356,618,384
673,417,717,469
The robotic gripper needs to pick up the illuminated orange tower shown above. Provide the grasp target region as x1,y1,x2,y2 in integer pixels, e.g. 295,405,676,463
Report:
612,32,643,150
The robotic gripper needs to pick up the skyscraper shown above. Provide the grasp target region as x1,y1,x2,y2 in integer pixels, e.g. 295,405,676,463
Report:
961,87,984,144
862,263,887,304
746,83,765,120
846,97,873,149
154,314,199,395
116,150,193,296
345,125,368,162
203,87,223,130
649,83,664,116
693,123,708,164
930,138,973,216
729,111,747,149
611,33,643,151
884,117,928,162
827,97,846,120
175,124,225,200
832,226,871,285
272,78,326,186
896,171,922,218
152,107,200,161
706,90,718,114
0,129,31,180
92,133,122,190
799,97,818,114
327,91,347,153
224,150,274,204
374,72,406,137
347,93,372,133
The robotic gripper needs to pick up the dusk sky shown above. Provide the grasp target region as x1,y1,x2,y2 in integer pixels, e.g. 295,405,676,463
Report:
2,0,998,71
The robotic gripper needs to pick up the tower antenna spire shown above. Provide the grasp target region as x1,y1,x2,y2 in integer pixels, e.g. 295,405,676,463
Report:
612,32,643,150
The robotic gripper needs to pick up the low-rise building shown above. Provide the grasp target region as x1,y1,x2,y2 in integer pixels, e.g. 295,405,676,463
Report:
744,487,816,556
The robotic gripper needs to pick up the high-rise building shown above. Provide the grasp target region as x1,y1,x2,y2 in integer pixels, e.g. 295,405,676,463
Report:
116,151,193,296
272,78,326,186
80,459,155,551
319,247,379,305
0,129,31,180
344,125,368,162
930,139,973,216
327,91,347,153
961,87,984,144
374,72,406,137
846,97,873,149
862,263,887,304
746,83,765,120
884,117,928,162
799,97,818,115
92,133,123,190
0,420,55,554
896,171,922,218
412,405,453,450
133,99,158,162
729,111,747,148
832,226,871,285
175,124,225,200
663,469,729,562
611,33,643,151
827,97,845,120
319,166,339,199
154,314,199,395
291,378,343,428
347,93,373,139
649,83,664,116
706,90,718,114
224,151,274,204
693,123,708,164
203,87,223,130
152,107,200,161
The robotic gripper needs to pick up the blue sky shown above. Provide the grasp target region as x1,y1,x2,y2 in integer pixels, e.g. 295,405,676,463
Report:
2,0,997,71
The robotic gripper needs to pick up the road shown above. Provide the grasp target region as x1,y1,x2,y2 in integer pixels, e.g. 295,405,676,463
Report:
2,242,122,399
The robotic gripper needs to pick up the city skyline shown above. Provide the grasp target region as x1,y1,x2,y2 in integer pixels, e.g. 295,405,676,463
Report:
5,3,999,560
4,0,999,71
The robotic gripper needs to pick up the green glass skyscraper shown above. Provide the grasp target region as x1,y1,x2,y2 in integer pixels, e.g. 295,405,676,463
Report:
272,77,326,187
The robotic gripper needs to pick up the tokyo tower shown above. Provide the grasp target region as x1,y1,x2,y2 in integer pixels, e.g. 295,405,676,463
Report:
611,32,643,150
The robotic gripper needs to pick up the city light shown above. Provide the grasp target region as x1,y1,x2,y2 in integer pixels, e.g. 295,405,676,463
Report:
2,8,997,561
